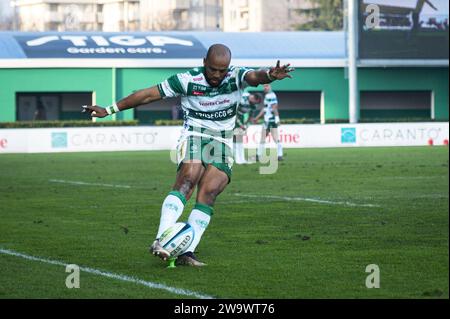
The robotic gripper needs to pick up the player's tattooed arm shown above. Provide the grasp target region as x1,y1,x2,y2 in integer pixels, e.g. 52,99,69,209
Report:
82,86,162,118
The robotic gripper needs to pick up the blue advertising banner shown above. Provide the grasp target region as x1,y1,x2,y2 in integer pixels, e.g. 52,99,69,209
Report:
13,33,207,59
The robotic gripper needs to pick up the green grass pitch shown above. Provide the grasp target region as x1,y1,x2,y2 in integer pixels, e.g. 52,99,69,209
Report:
0,147,448,299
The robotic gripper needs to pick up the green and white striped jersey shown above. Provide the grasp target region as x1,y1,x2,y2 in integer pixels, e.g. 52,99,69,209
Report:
263,92,278,123
236,92,258,129
157,66,253,140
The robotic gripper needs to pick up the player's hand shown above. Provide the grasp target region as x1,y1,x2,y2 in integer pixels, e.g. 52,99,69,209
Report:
268,60,294,80
275,116,281,125
82,105,108,118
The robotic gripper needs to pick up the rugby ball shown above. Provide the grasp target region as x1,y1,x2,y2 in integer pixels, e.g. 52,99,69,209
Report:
159,222,195,258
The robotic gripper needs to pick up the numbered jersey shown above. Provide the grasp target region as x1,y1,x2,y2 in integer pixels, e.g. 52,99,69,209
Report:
263,92,278,123
157,66,253,142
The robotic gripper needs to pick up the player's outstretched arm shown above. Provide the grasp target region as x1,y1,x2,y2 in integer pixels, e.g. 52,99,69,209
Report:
82,86,162,118
244,60,294,87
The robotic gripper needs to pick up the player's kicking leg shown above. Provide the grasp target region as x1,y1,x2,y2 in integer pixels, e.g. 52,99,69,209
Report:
150,161,205,260
176,164,229,267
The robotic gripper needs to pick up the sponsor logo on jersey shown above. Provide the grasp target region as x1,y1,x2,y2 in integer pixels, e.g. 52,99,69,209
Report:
199,99,231,107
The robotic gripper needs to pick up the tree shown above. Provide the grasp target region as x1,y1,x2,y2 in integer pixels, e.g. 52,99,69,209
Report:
294,0,344,31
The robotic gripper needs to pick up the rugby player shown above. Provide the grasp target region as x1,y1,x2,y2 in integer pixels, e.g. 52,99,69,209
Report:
253,84,284,162
83,44,293,266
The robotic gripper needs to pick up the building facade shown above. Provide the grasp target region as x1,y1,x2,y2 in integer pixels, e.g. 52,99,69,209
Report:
9,0,315,32
11,0,140,31
140,0,223,31
223,0,313,32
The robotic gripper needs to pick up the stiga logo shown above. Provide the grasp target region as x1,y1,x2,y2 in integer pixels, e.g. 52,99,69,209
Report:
52,132,68,148
14,34,207,59
341,128,356,144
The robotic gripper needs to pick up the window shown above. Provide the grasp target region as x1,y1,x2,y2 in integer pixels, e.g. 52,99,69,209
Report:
239,10,249,30
250,91,322,122
360,91,432,121
16,92,93,121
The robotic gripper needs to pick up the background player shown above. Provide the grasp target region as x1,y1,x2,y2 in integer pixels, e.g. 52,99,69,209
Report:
253,84,284,161
234,92,262,164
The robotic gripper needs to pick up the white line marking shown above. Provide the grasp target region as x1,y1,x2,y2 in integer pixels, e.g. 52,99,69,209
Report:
49,179,132,189
233,194,380,208
378,176,444,180
219,200,257,205
0,248,214,299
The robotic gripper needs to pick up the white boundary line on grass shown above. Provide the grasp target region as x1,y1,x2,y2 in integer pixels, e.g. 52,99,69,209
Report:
49,179,132,189
47,179,380,208
0,248,214,299
233,194,380,208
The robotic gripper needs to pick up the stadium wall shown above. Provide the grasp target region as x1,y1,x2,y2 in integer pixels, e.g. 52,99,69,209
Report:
0,66,448,123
